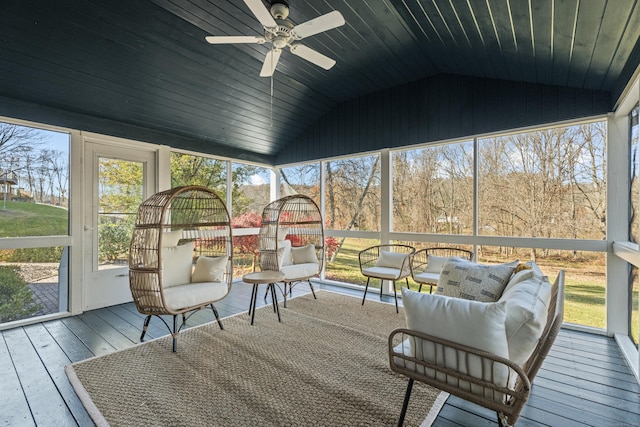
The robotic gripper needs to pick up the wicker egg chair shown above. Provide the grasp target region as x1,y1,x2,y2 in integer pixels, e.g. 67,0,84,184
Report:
128,185,233,352
258,194,324,307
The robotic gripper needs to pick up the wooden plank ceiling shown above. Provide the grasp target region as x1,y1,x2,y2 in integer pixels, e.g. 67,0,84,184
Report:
0,0,638,163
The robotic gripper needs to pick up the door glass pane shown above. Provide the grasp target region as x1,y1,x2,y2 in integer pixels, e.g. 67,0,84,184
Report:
98,158,144,269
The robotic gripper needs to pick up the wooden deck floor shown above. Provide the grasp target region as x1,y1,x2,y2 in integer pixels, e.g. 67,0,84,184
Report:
2,282,639,426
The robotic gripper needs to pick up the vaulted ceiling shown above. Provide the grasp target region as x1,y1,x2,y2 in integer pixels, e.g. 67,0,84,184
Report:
1,0,639,164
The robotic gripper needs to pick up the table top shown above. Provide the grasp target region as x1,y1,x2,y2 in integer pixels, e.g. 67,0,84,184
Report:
242,270,285,284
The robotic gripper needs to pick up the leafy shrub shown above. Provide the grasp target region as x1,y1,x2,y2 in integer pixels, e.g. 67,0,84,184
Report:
0,265,41,322
0,247,64,263
98,217,133,262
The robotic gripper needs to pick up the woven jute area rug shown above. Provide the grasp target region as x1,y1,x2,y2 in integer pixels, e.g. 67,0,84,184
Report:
66,291,447,426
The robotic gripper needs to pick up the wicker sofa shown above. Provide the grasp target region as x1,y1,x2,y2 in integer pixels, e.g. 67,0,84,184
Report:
389,261,565,426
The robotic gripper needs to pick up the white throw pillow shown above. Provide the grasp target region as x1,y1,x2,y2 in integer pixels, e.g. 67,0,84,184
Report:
280,240,293,267
291,244,318,264
500,274,552,366
162,242,194,288
191,255,227,283
161,229,183,247
436,258,518,302
375,251,408,270
401,288,510,396
425,255,448,273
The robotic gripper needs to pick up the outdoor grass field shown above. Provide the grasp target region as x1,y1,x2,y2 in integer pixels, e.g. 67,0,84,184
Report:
0,201,68,238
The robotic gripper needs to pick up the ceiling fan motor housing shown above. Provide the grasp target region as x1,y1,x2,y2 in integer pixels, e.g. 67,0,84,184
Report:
270,1,290,20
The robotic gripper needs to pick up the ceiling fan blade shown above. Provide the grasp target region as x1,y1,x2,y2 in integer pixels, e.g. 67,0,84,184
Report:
205,36,266,44
290,44,336,70
260,49,282,77
291,10,345,40
243,0,277,29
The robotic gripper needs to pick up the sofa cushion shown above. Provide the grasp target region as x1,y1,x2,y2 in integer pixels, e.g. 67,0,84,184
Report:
162,242,194,288
401,288,510,394
291,244,318,264
436,258,518,302
191,255,227,283
163,281,228,311
500,273,552,366
281,262,319,281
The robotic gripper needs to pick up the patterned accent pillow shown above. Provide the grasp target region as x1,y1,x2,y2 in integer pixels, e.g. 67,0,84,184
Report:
436,258,518,302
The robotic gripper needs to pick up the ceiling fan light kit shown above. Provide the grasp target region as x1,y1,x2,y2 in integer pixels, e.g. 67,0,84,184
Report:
205,0,345,77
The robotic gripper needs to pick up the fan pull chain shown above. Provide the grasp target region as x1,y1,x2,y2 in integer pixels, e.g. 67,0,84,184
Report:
270,73,273,127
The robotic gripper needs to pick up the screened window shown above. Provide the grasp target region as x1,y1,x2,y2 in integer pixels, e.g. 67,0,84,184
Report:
280,163,320,206
324,155,380,232
478,122,606,239
170,152,227,199
392,141,473,234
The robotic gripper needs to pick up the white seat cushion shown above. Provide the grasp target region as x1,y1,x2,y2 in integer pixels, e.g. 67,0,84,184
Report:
413,271,439,284
280,262,319,281
362,266,406,280
163,281,228,311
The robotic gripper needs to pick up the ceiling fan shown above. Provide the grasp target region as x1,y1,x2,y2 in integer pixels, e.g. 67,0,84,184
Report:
205,0,345,77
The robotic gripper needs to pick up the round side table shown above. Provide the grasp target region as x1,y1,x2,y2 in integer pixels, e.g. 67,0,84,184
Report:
243,270,286,325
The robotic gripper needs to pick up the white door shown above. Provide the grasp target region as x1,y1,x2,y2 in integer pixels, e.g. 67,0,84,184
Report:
84,141,156,310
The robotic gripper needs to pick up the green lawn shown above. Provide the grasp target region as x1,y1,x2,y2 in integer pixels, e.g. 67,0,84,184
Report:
0,201,68,237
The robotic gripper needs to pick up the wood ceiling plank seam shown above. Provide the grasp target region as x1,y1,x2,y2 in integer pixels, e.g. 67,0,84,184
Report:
392,0,458,75
378,0,440,76
446,0,498,79
424,0,476,75
152,0,275,67
530,0,553,87
566,0,607,88
360,0,436,81
334,1,421,87
403,0,470,75
601,1,640,93
466,0,512,80
587,0,638,91
508,0,537,83
486,0,523,81
550,0,578,86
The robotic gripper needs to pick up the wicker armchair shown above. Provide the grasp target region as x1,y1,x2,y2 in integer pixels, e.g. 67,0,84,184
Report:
390,271,565,427
411,247,473,293
128,186,233,352
259,194,324,307
358,244,415,313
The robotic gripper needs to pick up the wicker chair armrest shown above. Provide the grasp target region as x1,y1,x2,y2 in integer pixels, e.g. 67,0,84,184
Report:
388,328,531,422
358,245,380,271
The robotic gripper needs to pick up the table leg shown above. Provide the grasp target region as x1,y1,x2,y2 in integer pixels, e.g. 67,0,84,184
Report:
269,283,281,322
250,284,259,325
248,282,257,316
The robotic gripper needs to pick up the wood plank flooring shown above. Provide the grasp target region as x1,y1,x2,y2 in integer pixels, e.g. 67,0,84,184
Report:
1,282,638,427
